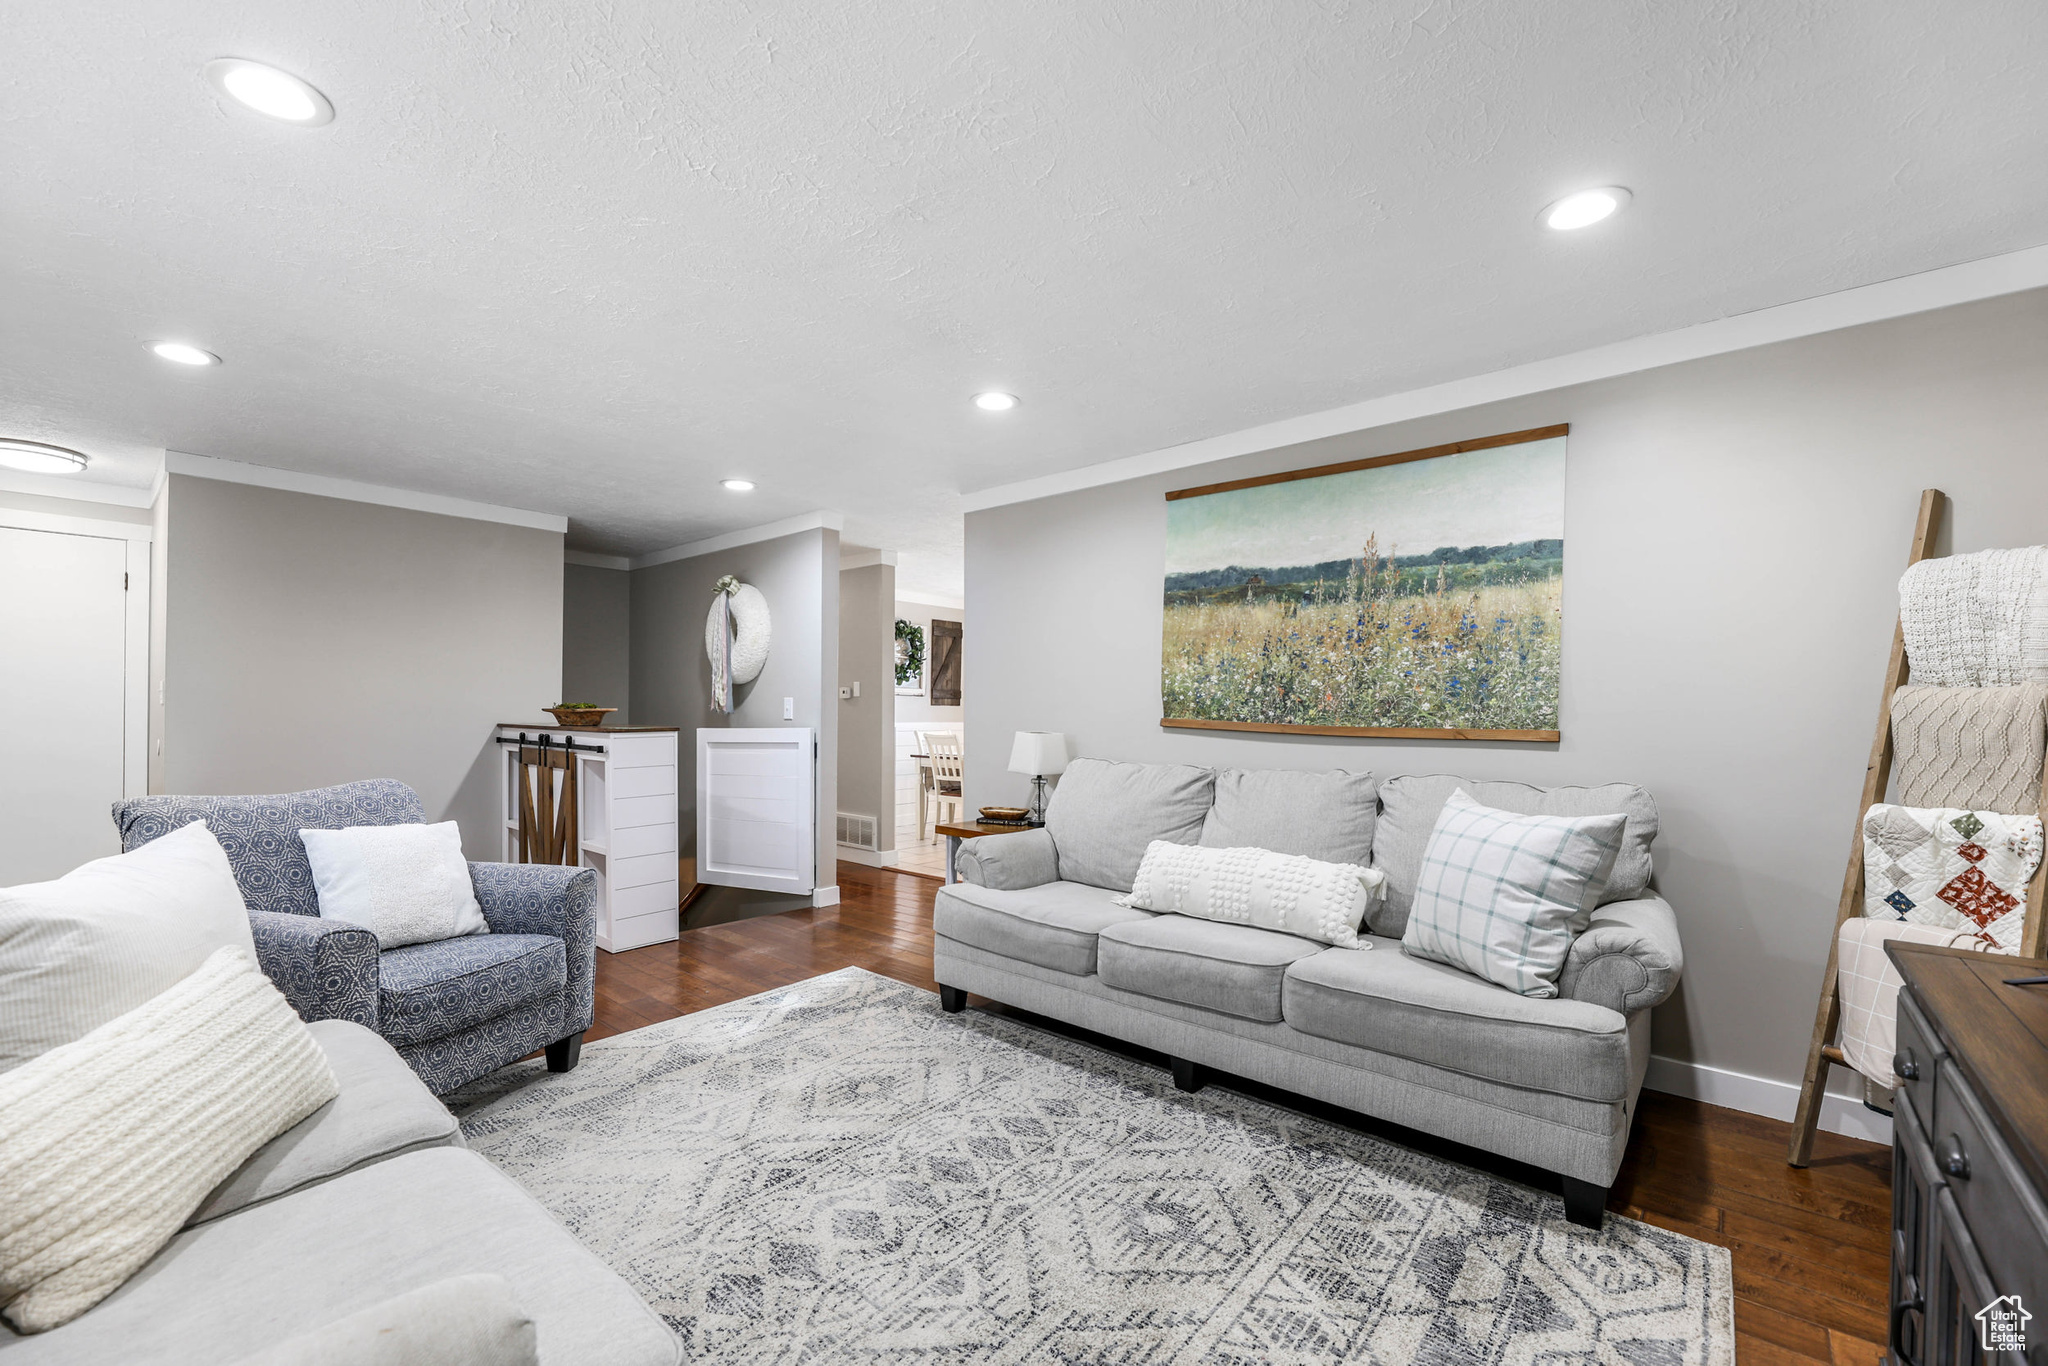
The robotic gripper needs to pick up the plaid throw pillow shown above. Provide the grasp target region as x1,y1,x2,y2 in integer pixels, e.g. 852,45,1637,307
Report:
1401,790,1627,998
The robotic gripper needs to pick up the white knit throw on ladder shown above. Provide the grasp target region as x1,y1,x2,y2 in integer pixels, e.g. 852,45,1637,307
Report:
1898,546,2048,687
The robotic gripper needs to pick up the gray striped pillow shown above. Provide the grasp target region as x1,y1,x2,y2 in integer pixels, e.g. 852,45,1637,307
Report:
1401,790,1626,998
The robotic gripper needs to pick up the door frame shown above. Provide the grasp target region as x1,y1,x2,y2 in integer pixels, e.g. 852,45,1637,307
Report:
0,508,153,799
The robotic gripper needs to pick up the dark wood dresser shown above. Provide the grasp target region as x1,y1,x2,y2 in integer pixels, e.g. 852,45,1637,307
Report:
1887,943,2048,1366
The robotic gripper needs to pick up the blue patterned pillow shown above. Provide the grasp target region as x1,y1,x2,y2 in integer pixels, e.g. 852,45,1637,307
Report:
1401,790,1626,998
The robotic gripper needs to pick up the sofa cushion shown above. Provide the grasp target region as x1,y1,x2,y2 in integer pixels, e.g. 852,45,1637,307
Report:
0,1148,679,1366
1044,758,1214,892
933,880,1152,976
377,936,565,1049
1370,774,1658,936
1199,768,1378,866
1282,939,1634,1103
188,1020,463,1227
234,1273,535,1366
1097,917,1323,1023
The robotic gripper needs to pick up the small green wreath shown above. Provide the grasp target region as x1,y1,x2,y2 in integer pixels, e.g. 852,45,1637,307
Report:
894,619,925,687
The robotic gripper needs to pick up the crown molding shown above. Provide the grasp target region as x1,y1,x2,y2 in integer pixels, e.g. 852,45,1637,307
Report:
840,548,898,571
631,510,845,570
565,549,632,570
961,241,2048,512
0,469,156,507
163,451,568,532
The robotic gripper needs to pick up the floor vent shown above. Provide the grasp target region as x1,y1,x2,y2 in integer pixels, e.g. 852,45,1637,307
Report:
836,812,878,851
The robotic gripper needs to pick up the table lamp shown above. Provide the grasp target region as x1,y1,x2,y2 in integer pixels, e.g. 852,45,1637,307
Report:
1007,731,1069,827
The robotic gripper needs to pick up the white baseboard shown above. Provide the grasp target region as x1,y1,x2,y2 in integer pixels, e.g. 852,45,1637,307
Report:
811,885,841,908
835,847,899,867
1644,1055,1893,1145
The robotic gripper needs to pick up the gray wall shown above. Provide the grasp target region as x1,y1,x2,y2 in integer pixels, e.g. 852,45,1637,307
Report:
562,562,631,720
629,527,839,892
159,474,564,858
964,285,2048,1100
838,564,897,852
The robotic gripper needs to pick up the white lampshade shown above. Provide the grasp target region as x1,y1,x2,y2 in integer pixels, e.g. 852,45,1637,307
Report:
1007,731,1069,777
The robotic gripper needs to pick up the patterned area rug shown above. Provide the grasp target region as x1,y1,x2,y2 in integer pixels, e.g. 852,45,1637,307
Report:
448,968,1733,1364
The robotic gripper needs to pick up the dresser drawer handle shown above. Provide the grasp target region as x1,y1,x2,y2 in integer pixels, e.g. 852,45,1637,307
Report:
1893,1049,1919,1081
1891,1276,1923,1363
1940,1135,1970,1180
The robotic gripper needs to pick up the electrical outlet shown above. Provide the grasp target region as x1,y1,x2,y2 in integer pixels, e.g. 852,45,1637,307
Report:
783,697,795,720
838,686,851,699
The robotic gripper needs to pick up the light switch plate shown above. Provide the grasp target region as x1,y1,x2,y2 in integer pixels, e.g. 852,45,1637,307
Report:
783,697,795,719
851,680,861,697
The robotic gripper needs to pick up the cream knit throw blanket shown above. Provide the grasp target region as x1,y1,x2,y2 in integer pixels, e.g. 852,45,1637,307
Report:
1898,546,2048,687
1890,683,2048,813
0,948,338,1333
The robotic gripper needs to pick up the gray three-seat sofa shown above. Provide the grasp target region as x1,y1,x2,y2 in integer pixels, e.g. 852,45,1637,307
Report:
931,759,1683,1228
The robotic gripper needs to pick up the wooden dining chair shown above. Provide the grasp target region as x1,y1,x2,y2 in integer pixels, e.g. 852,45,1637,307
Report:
922,731,964,837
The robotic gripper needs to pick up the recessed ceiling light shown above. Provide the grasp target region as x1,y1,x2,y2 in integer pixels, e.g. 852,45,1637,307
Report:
973,392,1018,412
1541,187,1631,231
721,479,755,492
204,58,335,126
150,341,222,366
0,439,89,475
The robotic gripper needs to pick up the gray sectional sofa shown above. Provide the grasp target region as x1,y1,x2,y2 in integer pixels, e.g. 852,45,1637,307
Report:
0,1020,677,1365
932,759,1684,1229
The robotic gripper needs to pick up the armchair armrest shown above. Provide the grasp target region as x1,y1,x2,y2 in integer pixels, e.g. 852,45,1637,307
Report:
468,863,598,1036
1558,894,1684,1015
954,828,1060,890
248,910,379,1028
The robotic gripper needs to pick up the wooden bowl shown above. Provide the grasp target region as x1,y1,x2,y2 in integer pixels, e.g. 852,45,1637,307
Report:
979,806,1030,822
547,706,616,729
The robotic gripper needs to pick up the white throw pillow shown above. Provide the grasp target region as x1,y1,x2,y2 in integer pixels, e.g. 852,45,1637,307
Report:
1401,790,1626,998
1118,839,1385,948
298,822,486,949
0,946,339,1333
0,820,256,1074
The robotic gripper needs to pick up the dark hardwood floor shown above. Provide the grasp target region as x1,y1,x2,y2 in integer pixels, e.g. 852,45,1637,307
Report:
594,861,1892,1366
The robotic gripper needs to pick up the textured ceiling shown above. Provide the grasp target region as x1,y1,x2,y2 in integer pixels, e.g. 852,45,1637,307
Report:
5,1,2045,596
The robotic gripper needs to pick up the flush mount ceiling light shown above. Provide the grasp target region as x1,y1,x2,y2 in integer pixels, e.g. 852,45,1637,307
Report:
721,479,755,492
204,58,335,126
150,341,222,366
0,439,90,475
973,392,1018,412
1541,187,1631,231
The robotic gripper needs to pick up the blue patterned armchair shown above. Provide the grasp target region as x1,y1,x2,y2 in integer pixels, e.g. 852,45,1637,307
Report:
112,780,596,1095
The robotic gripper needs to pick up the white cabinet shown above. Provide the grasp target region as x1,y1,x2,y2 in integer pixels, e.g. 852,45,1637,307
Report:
496,724,679,953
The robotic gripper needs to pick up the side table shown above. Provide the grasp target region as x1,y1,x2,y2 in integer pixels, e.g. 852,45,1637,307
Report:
934,820,1036,884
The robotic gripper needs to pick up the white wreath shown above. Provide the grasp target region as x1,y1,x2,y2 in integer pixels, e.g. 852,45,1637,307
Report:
705,577,771,688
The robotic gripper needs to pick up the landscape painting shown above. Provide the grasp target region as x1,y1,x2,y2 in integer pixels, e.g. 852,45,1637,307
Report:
1161,426,1566,740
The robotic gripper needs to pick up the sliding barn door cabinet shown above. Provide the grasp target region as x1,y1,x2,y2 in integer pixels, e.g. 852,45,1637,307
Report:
496,723,680,953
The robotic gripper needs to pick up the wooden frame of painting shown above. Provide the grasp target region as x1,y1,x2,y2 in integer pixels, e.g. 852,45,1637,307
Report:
1159,424,1566,742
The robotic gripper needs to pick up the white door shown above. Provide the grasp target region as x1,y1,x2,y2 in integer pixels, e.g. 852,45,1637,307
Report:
0,524,135,883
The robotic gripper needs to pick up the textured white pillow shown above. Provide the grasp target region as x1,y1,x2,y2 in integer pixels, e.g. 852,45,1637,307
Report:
0,820,255,1074
299,822,486,949
1402,790,1626,997
1118,839,1385,948
0,947,338,1333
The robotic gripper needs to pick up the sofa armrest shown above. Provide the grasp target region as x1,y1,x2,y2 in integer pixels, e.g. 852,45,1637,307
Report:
1558,894,1683,1015
468,863,598,1037
249,911,380,1028
955,828,1060,890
